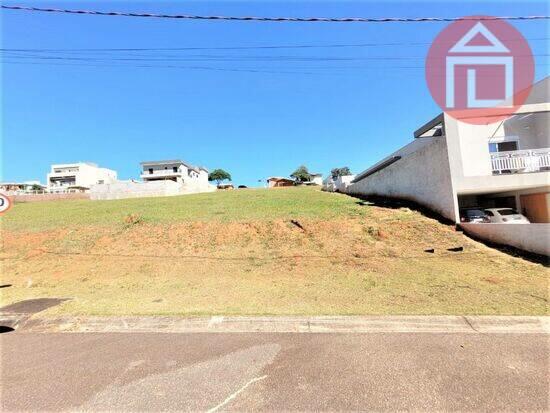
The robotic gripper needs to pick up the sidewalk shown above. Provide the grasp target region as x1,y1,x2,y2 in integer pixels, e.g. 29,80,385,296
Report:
5,315,549,334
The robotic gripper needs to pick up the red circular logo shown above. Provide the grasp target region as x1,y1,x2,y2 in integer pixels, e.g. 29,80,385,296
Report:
426,16,534,125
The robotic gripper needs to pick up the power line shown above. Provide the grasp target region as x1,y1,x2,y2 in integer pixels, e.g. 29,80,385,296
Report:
2,59,546,74
2,52,546,63
1,37,548,53
1,5,549,23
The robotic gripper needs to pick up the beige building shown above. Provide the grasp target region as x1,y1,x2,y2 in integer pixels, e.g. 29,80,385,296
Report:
267,177,295,188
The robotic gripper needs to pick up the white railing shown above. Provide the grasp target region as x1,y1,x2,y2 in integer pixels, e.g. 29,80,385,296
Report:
140,170,182,178
491,148,550,174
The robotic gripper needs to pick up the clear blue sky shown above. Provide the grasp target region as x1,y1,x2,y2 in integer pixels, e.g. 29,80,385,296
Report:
2,1,548,186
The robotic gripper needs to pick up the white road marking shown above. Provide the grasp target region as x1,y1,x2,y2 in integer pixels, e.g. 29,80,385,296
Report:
207,375,268,413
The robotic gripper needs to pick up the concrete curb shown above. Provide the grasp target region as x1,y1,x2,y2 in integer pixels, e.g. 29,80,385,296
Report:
4,315,549,334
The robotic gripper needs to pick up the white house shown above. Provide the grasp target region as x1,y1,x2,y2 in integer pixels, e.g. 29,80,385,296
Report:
139,160,210,190
90,159,215,200
323,174,356,193
47,162,117,192
347,76,549,255
310,173,323,186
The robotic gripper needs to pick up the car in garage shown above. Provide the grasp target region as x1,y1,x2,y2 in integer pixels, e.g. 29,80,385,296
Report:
484,208,530,224
459,208,491,223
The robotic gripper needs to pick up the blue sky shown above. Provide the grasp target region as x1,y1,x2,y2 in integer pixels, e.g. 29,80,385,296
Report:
2,0,548,186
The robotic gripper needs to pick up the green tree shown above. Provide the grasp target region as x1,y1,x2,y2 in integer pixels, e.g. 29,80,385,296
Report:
291,165,311,183
208,169,232,186
331,167,352,178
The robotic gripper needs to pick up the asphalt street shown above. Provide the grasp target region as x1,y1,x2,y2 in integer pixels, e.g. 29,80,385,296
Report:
1,332,548,411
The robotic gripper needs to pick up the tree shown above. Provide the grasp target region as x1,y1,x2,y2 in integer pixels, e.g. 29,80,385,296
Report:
290,165,311,183
208,169,232,186
331,167,352,179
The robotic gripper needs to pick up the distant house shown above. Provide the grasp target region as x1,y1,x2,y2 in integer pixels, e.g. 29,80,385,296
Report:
91,159,215,200
0,181,46,194
309,173,323,186
267,177,295,188
47,162,117,193
140,160,209,187
322,174,356,193
217,183,235,190
297,173,323,186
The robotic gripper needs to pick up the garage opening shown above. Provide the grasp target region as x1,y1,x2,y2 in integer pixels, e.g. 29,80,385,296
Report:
458,191,550,223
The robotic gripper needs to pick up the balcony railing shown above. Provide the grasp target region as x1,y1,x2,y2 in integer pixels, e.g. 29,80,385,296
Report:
491,148,550,174
140,170,182,179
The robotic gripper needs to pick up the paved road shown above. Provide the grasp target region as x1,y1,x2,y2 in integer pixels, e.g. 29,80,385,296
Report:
1,332,548,411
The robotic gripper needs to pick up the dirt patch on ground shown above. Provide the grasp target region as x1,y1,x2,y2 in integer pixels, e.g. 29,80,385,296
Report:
3,215,472,261
1,211,547,316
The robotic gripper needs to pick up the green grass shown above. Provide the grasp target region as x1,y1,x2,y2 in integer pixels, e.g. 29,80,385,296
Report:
3,187,367,232
2,186,548,316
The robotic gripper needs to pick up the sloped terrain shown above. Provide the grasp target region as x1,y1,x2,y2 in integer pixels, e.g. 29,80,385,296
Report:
1,187,547,315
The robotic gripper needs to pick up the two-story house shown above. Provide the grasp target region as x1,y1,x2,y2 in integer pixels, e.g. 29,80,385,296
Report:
347,77,549,255
348,77,549,223
47,162,117,192
140,160,209,189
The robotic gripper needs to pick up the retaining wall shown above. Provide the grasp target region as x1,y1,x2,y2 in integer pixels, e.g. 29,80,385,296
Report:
460,223,550,256
13,193,90,203
347,137,457,221
90,181,216,200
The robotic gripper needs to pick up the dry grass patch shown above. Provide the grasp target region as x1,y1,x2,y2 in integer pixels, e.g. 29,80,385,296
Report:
2,191,548,316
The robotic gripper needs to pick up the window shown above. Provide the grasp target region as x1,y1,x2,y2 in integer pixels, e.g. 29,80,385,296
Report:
173,167,178,172
148,168,153,174
484,210,494,216
488,139,519,153
499,209,518,216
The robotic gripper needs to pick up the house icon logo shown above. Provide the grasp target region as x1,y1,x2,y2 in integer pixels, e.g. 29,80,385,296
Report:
425,16,534,125
446,22,513,109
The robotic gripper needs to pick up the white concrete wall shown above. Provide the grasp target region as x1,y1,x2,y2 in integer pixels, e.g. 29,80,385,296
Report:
90,179,215,200
322,177,335,192
76,163,118,187
334,175,356,193
90,180,182,200
461,223,550,256
311,176,323,186
198,169,209,186
347,137,457,221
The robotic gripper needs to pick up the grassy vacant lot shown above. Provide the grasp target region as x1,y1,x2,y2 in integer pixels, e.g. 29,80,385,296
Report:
1,187,548,316
3,187,365,231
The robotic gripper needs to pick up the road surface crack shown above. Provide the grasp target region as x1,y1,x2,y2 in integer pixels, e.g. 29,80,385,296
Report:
207,375,267,413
